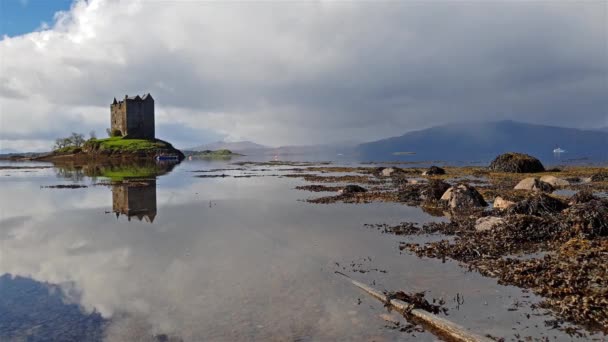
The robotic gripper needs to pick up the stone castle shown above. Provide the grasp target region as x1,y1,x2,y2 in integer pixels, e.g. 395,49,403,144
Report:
111,93,155,139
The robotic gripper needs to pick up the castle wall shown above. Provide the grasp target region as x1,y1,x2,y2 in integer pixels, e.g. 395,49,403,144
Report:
125,98,155,139
110,102,127,136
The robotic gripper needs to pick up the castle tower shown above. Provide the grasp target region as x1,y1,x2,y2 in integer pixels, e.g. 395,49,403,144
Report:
110,93,155,139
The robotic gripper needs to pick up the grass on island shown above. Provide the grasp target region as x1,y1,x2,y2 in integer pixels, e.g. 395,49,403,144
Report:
54,137,170,154
84,137,169,152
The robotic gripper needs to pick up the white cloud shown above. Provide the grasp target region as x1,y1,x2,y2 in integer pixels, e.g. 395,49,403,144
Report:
0,0,606,151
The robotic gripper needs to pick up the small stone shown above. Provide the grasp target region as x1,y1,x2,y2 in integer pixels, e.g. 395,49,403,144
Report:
514,177,554,192
493,196,516,210
475,217,506,232
381,167,400,177
338,185,367,194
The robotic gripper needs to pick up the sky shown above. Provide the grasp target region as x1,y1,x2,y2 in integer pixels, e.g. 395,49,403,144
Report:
0,0,607,151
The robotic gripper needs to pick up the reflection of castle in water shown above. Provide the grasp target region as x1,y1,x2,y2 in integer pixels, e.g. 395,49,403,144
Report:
112,180,157,223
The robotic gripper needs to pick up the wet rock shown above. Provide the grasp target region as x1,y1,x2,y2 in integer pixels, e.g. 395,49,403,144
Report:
514,177,554,192
562,199,608,238
420,179,451,202
422,166,446,176
568,190,598,205
493,196,516,210
475,216,506,232
295,185,343,192
440,184,487,209
338,185,367,195
539,175,570,187
507,193,567,216
397,185,423,205
488,152,545,173
590,172,608,182
385,291,447,315
381,167,402,177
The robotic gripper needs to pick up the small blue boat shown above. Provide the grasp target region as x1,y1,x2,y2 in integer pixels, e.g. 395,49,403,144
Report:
155,155,179,162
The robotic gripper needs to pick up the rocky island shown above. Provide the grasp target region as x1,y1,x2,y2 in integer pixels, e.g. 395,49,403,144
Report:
35,94,184,163
36,136,184,163
184,149,243,159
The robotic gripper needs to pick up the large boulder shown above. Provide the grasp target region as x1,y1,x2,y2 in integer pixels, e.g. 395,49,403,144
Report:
422,166,446,176
488,152,545,173
420,179,451,202
440,184,487,209
514,177,554,192
539,175,569,187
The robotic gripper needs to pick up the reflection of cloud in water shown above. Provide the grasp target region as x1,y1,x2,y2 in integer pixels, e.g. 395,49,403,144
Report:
0,181,441,340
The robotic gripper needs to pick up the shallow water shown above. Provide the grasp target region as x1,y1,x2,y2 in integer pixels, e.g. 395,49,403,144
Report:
0,160,601,341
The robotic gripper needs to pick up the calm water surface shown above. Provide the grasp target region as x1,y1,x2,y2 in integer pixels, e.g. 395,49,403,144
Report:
0,160,600,341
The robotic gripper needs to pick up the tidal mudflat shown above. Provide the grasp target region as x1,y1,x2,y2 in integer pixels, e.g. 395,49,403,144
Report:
0,159,606,341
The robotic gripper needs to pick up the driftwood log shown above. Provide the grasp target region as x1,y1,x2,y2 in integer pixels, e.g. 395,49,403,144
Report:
336,272,493,342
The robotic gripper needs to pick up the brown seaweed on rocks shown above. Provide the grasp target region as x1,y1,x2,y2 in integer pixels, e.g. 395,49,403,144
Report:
420,179,451,203
562,199,608,238
488,152,545,173
294,185,343,192
475,239,608,333
590,172,608,182
568,189,598,205
396,198,608,332
506,193,568,216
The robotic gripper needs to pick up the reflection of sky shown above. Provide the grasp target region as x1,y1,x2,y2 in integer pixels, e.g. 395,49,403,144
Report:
0,160,597,341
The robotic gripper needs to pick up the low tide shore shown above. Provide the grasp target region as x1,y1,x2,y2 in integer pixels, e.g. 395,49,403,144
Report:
227,159,608,335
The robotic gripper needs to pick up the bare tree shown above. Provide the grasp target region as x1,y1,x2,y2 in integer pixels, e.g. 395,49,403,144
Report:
70,132,85,147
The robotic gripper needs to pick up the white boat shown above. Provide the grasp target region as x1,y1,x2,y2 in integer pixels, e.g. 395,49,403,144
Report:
553,147,566,153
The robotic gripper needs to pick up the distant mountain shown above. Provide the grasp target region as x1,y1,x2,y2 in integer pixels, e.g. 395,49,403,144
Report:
357,121,608,163
189,141,268,153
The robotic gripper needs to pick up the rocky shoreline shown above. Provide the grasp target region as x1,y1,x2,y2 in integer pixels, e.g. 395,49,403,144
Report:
282,154,608,334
